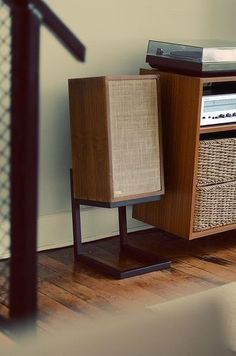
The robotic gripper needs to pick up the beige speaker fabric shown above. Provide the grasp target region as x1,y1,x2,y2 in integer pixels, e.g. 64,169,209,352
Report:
108,79,161,199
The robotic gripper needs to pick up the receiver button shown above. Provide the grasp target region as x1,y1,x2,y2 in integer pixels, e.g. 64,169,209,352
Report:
226,113,232,117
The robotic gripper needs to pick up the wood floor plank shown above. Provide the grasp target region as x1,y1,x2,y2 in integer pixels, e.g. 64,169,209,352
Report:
38,279,102,315
176,256,236,282
38,292,82,322
39,254,164,309
1,227,236,331
173,260,226,286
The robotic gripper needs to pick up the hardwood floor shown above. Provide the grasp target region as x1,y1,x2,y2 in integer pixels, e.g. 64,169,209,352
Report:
37,228,236,322
1,227,236,330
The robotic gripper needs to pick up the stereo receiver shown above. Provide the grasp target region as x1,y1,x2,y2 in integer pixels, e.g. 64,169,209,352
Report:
200,93,236,126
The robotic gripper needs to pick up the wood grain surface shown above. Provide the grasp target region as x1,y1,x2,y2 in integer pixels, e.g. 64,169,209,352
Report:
1,227,236,331
68,75,164,203
133,69,202,239
69,77,112,202
134,69,236,239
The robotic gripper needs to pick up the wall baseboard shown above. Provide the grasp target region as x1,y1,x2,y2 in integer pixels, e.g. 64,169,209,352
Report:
0,207,150,259
38,206,150,251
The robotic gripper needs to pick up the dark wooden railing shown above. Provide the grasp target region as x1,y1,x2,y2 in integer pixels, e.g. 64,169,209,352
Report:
1,0,85,332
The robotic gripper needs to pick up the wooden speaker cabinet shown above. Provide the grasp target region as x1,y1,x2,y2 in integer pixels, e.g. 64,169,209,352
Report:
68,75,164,206
133,69,236,240
68,75,170,278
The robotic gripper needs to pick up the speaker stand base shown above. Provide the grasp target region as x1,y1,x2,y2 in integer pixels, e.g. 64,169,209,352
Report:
76,241,171,279
71,172,171,279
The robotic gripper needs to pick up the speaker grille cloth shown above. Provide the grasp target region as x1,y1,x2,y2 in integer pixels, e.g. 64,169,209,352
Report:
108,79,161,198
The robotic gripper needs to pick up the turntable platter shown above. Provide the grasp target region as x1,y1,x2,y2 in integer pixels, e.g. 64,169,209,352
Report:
146,40,236,74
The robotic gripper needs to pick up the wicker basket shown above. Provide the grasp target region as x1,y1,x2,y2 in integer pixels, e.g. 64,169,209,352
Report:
197,138,236,186
193,181,236,232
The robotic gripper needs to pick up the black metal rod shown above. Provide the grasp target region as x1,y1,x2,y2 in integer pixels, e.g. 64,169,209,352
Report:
9,2,40,324
70,170,83,257
29,0,85,61
3,0,85,62
118,206,128,247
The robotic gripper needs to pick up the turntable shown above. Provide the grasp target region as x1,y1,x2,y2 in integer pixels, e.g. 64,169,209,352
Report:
146,40,236,76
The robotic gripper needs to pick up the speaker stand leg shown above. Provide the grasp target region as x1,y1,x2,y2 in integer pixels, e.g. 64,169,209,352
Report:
70,170,83,258
118,206,128,247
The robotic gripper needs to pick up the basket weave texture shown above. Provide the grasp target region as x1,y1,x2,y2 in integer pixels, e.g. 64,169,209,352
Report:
193,181,236,232
194,137,236,232
197,138,236,186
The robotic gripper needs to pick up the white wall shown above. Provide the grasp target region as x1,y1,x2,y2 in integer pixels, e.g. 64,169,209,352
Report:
37,0,236,251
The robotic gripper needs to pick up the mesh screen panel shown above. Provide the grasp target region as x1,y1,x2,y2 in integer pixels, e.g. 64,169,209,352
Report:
108,79,161,198
0,0,11,316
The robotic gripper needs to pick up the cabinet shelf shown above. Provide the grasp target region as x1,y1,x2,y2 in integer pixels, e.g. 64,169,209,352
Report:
191,223,236,239
200,124,236,134
133,69,236,240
